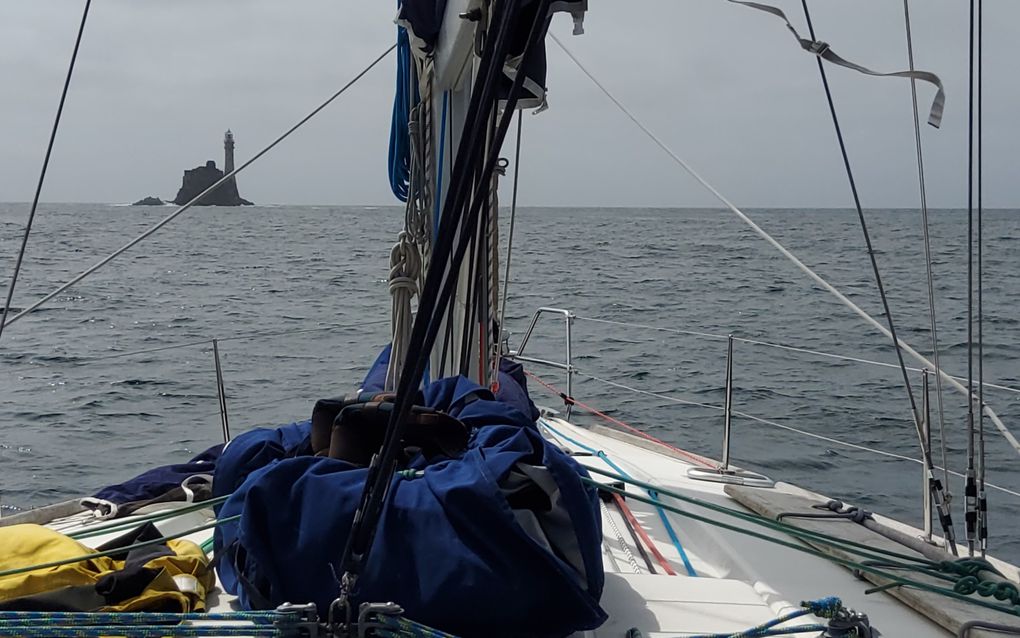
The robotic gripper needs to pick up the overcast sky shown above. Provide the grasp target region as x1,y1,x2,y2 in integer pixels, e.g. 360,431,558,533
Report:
1,1,1017,207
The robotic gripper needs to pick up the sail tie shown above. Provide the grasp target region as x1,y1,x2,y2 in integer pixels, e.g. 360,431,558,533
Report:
727,0,945,127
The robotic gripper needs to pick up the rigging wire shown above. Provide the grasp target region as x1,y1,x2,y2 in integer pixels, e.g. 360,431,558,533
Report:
797,0,925,459
976,0,988,557
1,44,396,332
902,0,952,500
965,0,978,558
0,0,93,344
493,110,524,385
548,33,1020,459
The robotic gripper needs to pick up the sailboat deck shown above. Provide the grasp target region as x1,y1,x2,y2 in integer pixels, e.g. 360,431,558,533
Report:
539,416,955,637
25,415,1019,637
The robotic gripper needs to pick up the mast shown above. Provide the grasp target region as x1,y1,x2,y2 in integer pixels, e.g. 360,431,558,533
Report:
429,1,485,385
387,0,585,389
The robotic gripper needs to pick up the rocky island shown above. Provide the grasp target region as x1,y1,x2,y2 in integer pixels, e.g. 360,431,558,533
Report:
133,131,253,206
173,161,252,206
173,131,253,206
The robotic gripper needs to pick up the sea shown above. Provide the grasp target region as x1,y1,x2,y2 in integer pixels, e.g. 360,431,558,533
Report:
1,203,1018,564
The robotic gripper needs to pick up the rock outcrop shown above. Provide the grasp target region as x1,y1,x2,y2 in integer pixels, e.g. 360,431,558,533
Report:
132,196,165,206
172,160,253,206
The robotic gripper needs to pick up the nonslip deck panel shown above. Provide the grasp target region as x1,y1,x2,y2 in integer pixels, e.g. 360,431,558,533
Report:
596,573,818,637
725,484,1020,638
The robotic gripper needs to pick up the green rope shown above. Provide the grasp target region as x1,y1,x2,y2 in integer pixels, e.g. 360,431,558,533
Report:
68,496,228,540
375,614,460,638
0,516,238,580
583,478,1020,618
584,466,1020,612
0,610,283,625
584,465,933,567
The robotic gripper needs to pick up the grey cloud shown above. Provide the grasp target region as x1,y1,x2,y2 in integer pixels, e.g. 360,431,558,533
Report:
1,0,1017,207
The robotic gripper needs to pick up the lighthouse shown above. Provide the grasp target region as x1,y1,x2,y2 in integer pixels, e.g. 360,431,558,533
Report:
171,130,252,206
224,130,235,175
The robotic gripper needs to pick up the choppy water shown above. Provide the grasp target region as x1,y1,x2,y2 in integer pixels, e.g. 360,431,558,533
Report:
2,203,1019,563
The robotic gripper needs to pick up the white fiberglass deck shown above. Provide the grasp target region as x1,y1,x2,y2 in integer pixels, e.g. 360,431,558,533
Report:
537,416,954,637
36,415,1020,637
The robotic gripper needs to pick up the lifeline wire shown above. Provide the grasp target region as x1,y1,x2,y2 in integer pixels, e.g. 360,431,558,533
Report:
575,315,1020,397
533,369,1020,500
0,0,93,343
548,34,1020,459
2,44,396,331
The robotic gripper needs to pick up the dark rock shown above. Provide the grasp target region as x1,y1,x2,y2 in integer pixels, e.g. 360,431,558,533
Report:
172,160,253,206
132,196,165,206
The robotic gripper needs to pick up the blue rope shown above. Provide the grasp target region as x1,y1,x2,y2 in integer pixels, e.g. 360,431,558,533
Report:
539,419,698,576
0,610,283,625
375,614,461,638
388,7,418,202
0,627,282,638
433,91,449,239
682,596,840,638
0,609,300,637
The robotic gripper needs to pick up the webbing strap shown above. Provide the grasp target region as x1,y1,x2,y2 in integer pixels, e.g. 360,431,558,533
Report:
729,0,945,127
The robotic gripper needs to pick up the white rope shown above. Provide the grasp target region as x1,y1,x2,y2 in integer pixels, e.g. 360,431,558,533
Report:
389,60,432,390
3,44,395,330
575,369,1020,500
550,34,1020,459
600,499,644,574
386,232,421,390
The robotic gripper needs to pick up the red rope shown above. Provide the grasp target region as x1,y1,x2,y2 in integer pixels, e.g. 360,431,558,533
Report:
612,492,676,575
525,370,717,468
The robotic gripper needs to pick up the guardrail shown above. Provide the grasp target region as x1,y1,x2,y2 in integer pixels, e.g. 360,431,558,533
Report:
505,306,1020,545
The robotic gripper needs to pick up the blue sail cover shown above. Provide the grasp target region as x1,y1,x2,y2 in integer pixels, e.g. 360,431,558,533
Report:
213,370,605,638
